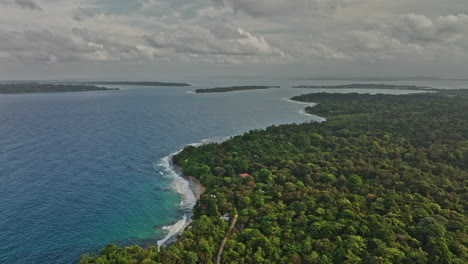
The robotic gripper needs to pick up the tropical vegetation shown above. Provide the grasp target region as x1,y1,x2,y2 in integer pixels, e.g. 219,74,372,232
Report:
79,89,468,264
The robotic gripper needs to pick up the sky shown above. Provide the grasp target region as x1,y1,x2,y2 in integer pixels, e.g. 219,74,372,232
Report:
0,0,467,80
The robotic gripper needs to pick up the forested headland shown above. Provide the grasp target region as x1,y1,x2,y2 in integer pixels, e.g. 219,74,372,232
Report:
0,83,118,94
79,89,467,264
292,84,436,91
196,86,280,93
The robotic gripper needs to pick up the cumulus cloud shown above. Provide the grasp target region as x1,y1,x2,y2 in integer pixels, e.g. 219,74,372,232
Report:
0,23,285,65
143,24,284,57
1,0,468,77
395,13,468,43
138,0,162,9
211,0,364,16
0,0,43,11
73,8,95,21
212,0,305,16
338,13,468,62
359,13,468,59
349,30,426,61
15,0,42,10
308,43,351,60
0,28,153,63
282,38,351,61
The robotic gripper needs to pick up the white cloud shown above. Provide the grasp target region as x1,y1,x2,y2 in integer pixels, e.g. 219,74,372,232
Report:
1,0,468,78
309,43,351,60
334,13,468,63
236,28,285,56
15,0,42,10
0,0,42,11
143,24,285,59
277,38,351,62
213,0,306,16
396,13,468,42
137,0,162,9
0,28,153,63
73,7,95,21
349,30,426,61
211,0,365,16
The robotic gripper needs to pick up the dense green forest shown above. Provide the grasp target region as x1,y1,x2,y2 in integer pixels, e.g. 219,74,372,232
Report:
196,86,280,93
292,84,435,90
79,90,467,264
0,83,118,94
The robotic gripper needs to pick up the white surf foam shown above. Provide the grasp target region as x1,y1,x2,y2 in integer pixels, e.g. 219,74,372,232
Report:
281,97,317,106
157,214,188,248
281,98,327,122
154,135,233,248
154,98,325,248
156,151,196,211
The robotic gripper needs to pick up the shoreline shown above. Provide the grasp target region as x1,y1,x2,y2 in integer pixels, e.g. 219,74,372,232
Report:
281,97,327,121
156,100,321,248
77,89,468,263
155,137,229,248
155,165,206,248
185,175,206,201
155,95,329,248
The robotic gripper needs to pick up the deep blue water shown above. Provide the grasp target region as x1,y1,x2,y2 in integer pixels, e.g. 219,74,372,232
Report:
0,79,466,263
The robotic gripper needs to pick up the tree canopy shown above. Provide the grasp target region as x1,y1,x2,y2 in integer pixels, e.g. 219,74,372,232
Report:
79,90,468,264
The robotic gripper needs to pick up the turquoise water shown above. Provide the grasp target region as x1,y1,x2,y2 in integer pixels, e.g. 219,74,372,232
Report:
0,79,465,263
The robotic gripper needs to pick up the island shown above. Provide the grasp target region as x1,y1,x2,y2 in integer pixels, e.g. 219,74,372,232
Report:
291,76,468,82
293,83,437,91
0,83,118,94
196,86,280,93
85,81,191,87
79,89,467,264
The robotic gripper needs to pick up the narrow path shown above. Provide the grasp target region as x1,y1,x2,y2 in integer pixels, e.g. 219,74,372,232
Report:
216,214,238,264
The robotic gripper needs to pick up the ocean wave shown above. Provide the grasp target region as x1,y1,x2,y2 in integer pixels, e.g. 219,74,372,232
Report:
156,214,187,248
156,152,196,211
154,99,326,248
281,97,317,106
281,98,327,122
153,135,232,248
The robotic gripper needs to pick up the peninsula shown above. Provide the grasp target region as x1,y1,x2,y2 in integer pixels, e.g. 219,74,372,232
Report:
0,83,118,94
291,76,468,82
79,89,467,264
196,86,280,93
293,83,437,90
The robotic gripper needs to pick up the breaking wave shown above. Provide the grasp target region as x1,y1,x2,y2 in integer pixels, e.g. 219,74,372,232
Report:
153,136,232,248
281,98,327,122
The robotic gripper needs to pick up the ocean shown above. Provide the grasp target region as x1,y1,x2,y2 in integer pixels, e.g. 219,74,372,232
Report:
0,78,466,263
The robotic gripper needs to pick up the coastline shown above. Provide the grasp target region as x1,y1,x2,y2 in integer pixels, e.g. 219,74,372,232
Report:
185,175,206,200
155,137,229,248
156,100,322,248
76,88,468,263
155,165,206,248
281,97,327,121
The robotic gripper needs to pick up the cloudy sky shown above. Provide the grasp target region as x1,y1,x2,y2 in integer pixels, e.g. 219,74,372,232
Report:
0,0,467,80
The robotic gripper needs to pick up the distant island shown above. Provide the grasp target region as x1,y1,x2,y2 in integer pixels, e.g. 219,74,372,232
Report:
0,83,118,94
196,86,280,93
293,83,437,90
85,81,191,87
291,76,468,82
